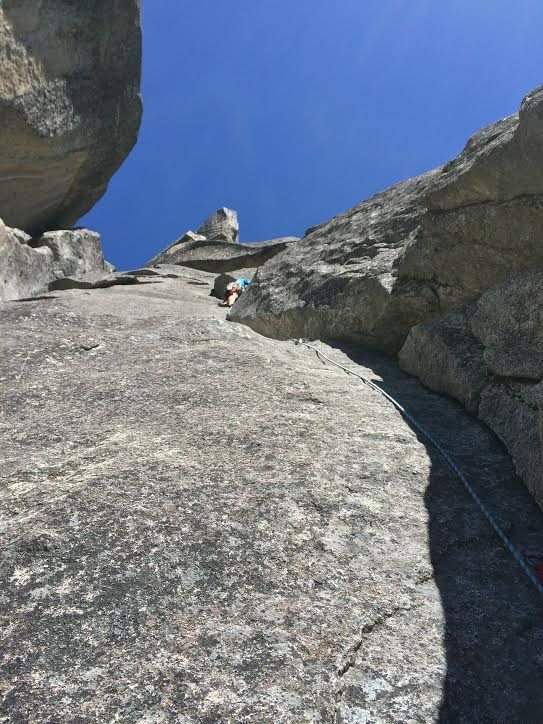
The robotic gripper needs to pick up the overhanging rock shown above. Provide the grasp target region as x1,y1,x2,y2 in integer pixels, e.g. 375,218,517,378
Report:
148,235,299,274
0,1,142,234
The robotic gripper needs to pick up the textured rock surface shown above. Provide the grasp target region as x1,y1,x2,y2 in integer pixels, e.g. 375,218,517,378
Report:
0,223,110,301
479,381,543,508
0,0,142,234
0,219,55,301
232,86,543,353
2,277,543,721
31,230,108,280
471,273,543,380
49,264,217,292
400,271,543,506
197,207,239,242
152,231,207,264
399,308,488,414
148,236,299,273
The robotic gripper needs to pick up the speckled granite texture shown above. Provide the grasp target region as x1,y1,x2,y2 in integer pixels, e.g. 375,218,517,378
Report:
1,271,543,722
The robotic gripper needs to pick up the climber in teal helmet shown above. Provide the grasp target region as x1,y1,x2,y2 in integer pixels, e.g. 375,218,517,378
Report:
219,278,251,308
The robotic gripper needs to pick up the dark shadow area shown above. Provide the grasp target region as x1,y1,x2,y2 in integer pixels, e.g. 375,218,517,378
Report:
10,296,58,303
328,340,543,722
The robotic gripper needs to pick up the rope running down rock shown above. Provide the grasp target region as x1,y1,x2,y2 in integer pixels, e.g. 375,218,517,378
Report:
295,340,543,597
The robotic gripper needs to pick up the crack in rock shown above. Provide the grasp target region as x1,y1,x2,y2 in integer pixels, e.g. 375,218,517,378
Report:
429,191,543,216
332,602,423,723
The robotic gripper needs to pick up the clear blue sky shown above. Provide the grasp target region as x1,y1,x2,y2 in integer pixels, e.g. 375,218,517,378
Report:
81,0,543,270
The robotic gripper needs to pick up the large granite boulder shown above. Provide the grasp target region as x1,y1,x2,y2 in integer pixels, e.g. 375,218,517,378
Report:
231,86,543,354
399,271,543,506
0,220,111,301
0,0,142,235
148,235,299,273
197,208,239,243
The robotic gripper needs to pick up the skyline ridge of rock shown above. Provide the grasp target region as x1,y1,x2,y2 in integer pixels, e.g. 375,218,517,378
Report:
196,207,240,243
147,208,299,272
232,85,543,351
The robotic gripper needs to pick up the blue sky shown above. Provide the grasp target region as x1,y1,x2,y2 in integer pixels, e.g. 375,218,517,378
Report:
81,0,543,270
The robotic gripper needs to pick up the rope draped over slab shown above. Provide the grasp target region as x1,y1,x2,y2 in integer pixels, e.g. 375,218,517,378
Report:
295,340,543,598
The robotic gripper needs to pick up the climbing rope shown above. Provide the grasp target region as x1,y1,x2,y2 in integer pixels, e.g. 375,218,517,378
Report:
295,340,543,597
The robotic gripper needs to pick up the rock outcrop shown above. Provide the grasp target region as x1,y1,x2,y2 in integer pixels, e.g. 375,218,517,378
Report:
400,271,543,504
148,234,299,273
30,230,110,281
196,207,239,243
0,0,142,234
49,263,214,291
0,221,112,301
231,86,543,354
1,220,56,301
2,276,543,720
152,231,207,264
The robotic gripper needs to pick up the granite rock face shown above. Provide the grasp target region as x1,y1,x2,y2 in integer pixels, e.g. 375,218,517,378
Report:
398,308,488,415
152,231,207,264
400,271,543,505
148,235,299,273
30,230,109,281
197,207,239,242
0,221,111,301
2,277,543,721
232,86,543,354
0,0,142,234
0,219,55,301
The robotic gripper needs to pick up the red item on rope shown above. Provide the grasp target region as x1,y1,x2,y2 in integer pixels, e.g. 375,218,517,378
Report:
533,564,543,584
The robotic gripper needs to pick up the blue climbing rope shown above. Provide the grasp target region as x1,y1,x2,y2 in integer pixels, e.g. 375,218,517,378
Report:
297,341,543,597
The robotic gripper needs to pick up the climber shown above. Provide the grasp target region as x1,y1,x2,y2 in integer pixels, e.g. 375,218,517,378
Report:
219,278,251,307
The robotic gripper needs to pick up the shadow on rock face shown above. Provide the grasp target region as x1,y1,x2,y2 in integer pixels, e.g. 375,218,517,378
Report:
328,341,543,722
10,295,59,303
